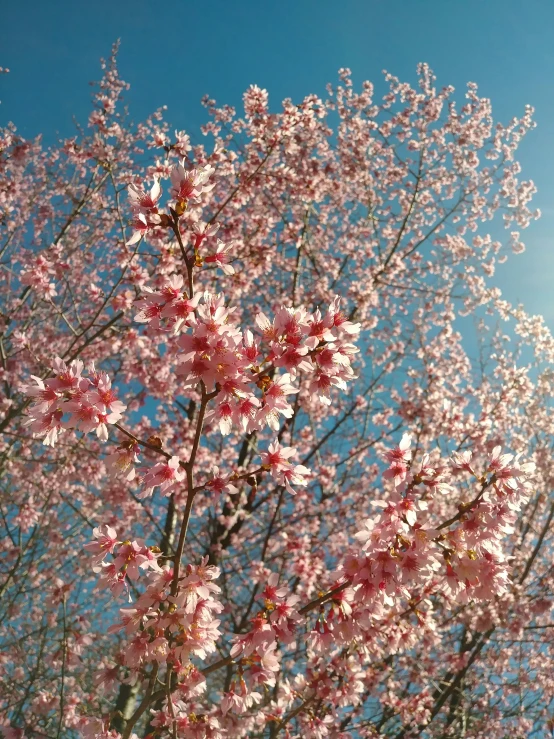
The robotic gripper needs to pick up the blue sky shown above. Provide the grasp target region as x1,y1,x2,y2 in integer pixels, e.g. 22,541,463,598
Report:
1,0,553,325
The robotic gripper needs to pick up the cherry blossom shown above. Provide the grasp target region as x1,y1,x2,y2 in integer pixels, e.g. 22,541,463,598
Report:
4,50,551,739
140,455,184,498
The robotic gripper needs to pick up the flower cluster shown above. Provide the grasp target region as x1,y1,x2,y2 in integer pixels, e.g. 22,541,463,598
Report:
255,299,360,404
130,286,362,497
260,441,310,495
22,359,126,446
170,161,215,205
84,525,162,598
222,573,299,714
126,179,162,245
126,161,217,248
20,253,58,299
134,287,360,430
105,556,222,685
105,439,141,481
328,438,537,640
139,455,184,499
77,716,127,739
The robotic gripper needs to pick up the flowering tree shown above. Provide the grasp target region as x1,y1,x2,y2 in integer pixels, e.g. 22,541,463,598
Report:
1,45,553,739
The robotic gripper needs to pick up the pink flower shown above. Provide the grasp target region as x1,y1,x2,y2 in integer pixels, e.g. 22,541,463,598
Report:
23,359,124,445
105,441,140,481
140,456,184,498
234,395,261,432
170,557,221,614
258,373,298,430
20,254,58,298
77,717,121,739
451,449,474,473
255,311,280,342
96,561,128,598
24,407,65,447
221,687,262,715
169,161,215,203
230,614,275,659
260,573,288,603
134,304,163,330
161,293,201,332
205,398,235,435
244,648,281,691
274,305,310,337
192,220,220,250
204,239,235,275
308,372,345,406
126,212,159,245
383,433,412,486
304,308,336,349
124,632,150,667
258,641,280,673
112,541,163,578
204,466,239,498
126,179,163,245
84,525,119,565
260,441,296,474
273,344,312,377
327,296,361,336
278,463,311,495
48,357,85,393
88,379,126,419
260,442,310,495
241,329,260,364
21,375,59,413
128,179,162,212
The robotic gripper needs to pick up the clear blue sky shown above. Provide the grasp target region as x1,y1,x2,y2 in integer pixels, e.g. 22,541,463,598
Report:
1,0,553,325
